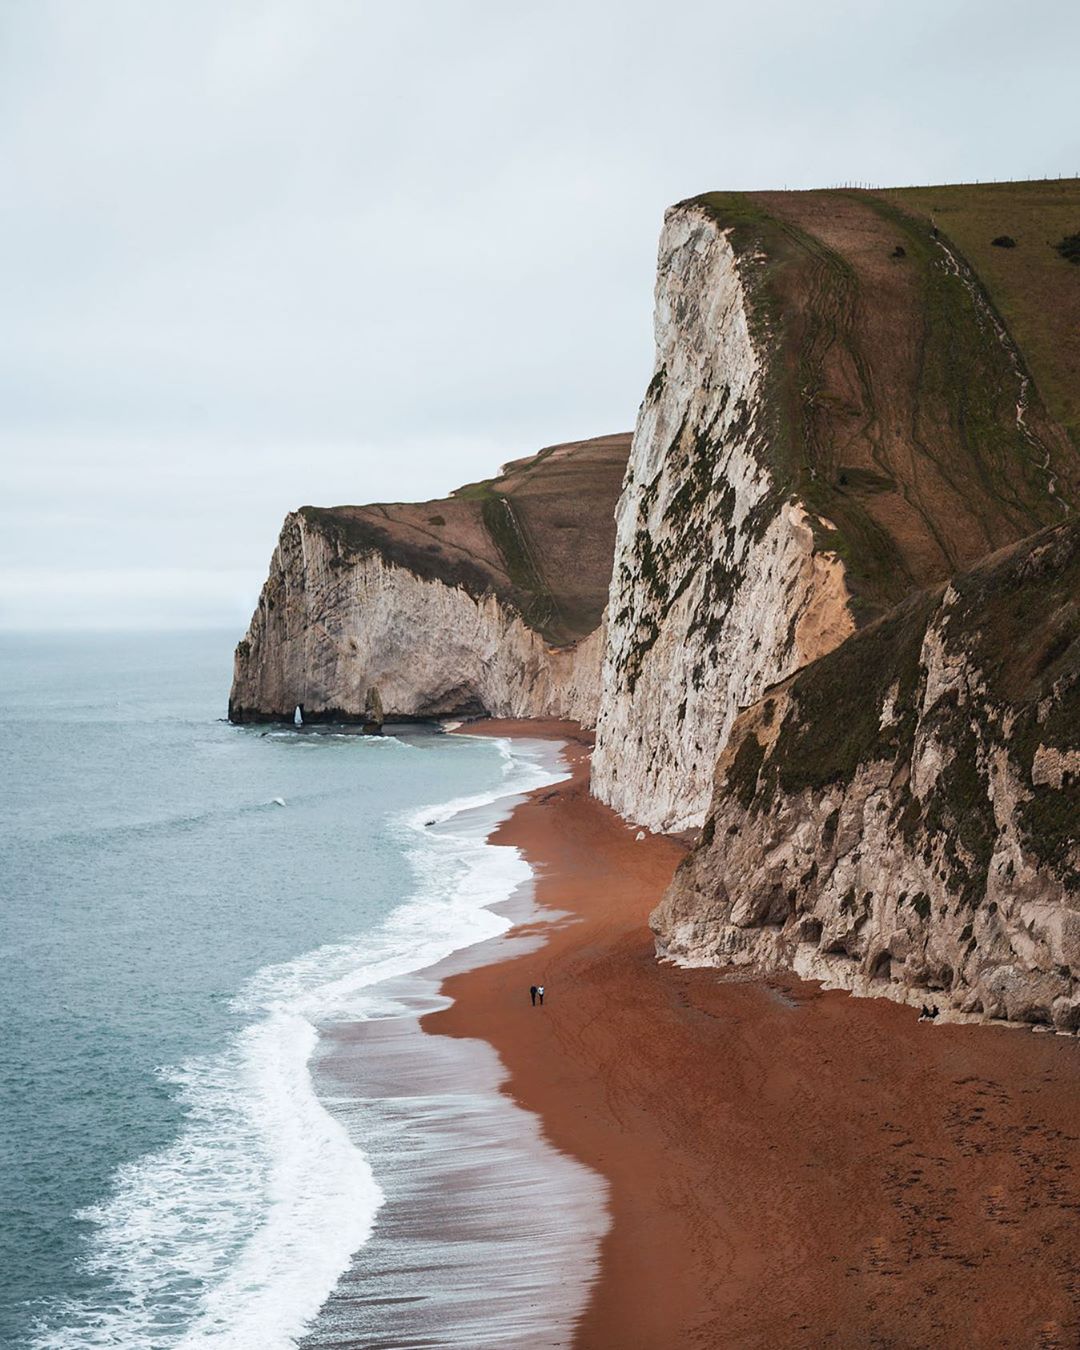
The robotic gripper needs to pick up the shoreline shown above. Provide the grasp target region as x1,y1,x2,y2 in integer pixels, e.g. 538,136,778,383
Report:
301,730,606,1349
426,719,1080,1349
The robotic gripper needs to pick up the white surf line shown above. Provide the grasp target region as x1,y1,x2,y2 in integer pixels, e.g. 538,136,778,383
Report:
34,736,568,1350
300,737,609,1350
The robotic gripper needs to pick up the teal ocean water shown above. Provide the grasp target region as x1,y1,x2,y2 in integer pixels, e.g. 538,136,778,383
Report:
0,632,595,1349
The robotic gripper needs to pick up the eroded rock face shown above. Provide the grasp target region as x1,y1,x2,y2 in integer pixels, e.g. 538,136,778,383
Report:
620,187,1080,1026
229,433,630,725
229,511,604,724
592,186,1079,834
591,208,853,832
653,524,1080,1031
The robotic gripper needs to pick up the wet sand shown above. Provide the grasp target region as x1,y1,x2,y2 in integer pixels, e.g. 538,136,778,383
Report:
425,720,1080,1349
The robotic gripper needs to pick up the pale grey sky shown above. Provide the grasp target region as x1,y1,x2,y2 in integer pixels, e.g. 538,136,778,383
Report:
3,0,1078,629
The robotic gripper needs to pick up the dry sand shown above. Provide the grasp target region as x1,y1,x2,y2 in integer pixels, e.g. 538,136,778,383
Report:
424,721,1080,1349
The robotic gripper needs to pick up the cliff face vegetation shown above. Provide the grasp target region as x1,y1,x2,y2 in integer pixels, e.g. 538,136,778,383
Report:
591,185,1078,832
629,180,1080,1026
229,433,630,724
653,523,1080,1030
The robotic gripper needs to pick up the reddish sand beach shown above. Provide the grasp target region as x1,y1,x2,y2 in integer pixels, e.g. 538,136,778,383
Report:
425,721,1080,1350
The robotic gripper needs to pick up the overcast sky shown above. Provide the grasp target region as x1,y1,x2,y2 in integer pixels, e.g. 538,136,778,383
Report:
3,0,1078,630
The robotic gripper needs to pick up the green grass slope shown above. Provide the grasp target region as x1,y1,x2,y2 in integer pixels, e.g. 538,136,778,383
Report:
883,179,1080,451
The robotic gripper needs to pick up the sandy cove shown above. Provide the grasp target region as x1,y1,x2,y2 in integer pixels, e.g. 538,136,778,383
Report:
423,721,1080,1349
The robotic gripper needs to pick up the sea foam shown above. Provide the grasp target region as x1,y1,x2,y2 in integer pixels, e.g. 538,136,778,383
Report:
33,735,566,1349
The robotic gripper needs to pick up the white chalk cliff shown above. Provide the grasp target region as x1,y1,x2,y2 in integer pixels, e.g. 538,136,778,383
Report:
230,434,630,726
591,205,853,832
230,510,606,724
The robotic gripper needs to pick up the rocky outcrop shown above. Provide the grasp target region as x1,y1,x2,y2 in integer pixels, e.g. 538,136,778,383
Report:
591,190,1077,832
229,434,629,724
653,523,1080,1031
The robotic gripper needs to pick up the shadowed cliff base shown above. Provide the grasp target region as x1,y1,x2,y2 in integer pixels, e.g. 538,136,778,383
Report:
426,726,1080,1349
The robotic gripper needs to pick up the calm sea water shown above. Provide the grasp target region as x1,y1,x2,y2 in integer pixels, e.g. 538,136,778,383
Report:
0,631,575,1348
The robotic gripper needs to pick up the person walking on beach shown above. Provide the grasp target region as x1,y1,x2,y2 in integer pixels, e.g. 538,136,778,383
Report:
530,985,537,1006
537,984,545,1006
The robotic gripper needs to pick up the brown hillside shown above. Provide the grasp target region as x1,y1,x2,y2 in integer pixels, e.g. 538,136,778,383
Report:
691,184,1080,623
883,178,1080,451
299,432,630,646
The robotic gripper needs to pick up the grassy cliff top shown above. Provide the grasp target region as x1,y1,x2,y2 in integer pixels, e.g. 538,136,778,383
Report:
882,179,1080,450
685,180,1080,624
299,432,631,645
